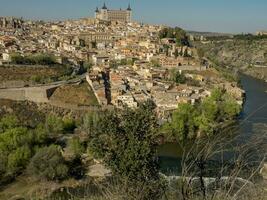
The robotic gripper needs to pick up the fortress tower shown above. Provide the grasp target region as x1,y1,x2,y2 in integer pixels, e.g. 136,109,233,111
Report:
95,3,132,23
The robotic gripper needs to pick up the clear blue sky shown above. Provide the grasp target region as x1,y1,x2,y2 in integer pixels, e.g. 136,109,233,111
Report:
1,0,267,33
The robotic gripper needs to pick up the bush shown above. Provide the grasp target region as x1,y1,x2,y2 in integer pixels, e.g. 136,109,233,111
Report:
30,75,42,83
10,53,57,65
0,115,19,132
28,145,68,181
62,118,76,133
68,137,85,157
45,115,63,135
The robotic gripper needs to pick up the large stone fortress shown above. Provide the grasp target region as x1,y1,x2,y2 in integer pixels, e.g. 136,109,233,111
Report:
0,17,24,28
95,3,132,23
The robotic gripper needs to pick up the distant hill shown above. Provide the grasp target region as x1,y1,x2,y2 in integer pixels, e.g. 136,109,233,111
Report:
187,30,234,37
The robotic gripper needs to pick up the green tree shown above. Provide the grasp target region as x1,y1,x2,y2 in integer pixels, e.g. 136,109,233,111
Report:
174,48,179,58
87,101,166,199
170,70,186,84
164,103,197,141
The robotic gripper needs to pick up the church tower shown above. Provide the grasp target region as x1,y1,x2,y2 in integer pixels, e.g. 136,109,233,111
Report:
100,2,108,21
126,3,132,23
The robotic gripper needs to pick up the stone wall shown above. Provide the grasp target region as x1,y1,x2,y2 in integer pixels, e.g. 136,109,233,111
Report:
0,86,58,103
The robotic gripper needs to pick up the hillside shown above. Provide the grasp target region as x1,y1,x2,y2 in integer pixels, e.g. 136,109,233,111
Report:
195,38,267,80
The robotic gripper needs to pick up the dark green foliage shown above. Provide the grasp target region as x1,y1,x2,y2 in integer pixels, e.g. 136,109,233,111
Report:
163,88,241,141
27,145,68,181
0,114,67,181
87,101,166,199
68,137,85,157
174,48,179,58
0,124,33,177
11,53,57,65
62,118,76,133
0,115,19,132
45,115,64,135
233,33,267,40
159,27,190,46
170,69,186,84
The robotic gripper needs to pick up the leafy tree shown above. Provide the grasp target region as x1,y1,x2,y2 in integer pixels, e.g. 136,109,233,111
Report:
174,48,179,58
163,103,197,141
28,145,68,181
87,101,166,199
170,70,186,84
159,27,189,46
163,88,241,141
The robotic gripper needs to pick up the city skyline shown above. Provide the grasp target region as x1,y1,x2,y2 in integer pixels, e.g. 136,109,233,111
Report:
0,0,267,33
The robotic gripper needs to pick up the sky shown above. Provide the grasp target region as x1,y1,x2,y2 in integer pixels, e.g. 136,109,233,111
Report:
0,0,267,33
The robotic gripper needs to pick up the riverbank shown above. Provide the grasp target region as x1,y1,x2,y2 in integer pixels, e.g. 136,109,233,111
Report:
243,67,267,82
158,74,267,175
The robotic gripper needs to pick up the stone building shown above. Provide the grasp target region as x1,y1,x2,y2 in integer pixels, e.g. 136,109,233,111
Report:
95,3,132,23
0,17,24,29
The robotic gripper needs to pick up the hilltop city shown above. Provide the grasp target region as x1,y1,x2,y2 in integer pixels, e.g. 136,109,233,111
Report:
0,3,244,118
0,2,266,200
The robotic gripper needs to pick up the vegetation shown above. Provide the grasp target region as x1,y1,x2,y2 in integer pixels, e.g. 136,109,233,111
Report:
233,33,267,40
159,27,190,46
170,69,187,84
27,145,68,181
0,115,48,182
0,114,77,185
10,53,57,65
194,36,267,81
68,137,85,157
86,101,166,200
150,59,162,68
163,88,241,141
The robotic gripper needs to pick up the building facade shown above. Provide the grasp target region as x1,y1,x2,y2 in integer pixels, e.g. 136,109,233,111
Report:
95,3,132,23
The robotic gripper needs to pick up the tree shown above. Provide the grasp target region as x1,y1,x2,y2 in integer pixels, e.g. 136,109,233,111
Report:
174,48,179,58
163,88,241,141
28,145,68,181
163,103,197,141
87,101,166,199
170,69,186,84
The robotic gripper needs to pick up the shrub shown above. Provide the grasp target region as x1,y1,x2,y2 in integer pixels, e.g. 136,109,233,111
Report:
28,145,68,181
62,118,76,133
45,115,63,135
68,137,85,157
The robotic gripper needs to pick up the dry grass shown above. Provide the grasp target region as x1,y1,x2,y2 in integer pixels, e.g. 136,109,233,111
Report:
49,82,99,106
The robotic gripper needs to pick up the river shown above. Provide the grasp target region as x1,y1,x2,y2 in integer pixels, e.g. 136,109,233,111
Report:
158,74,267,174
